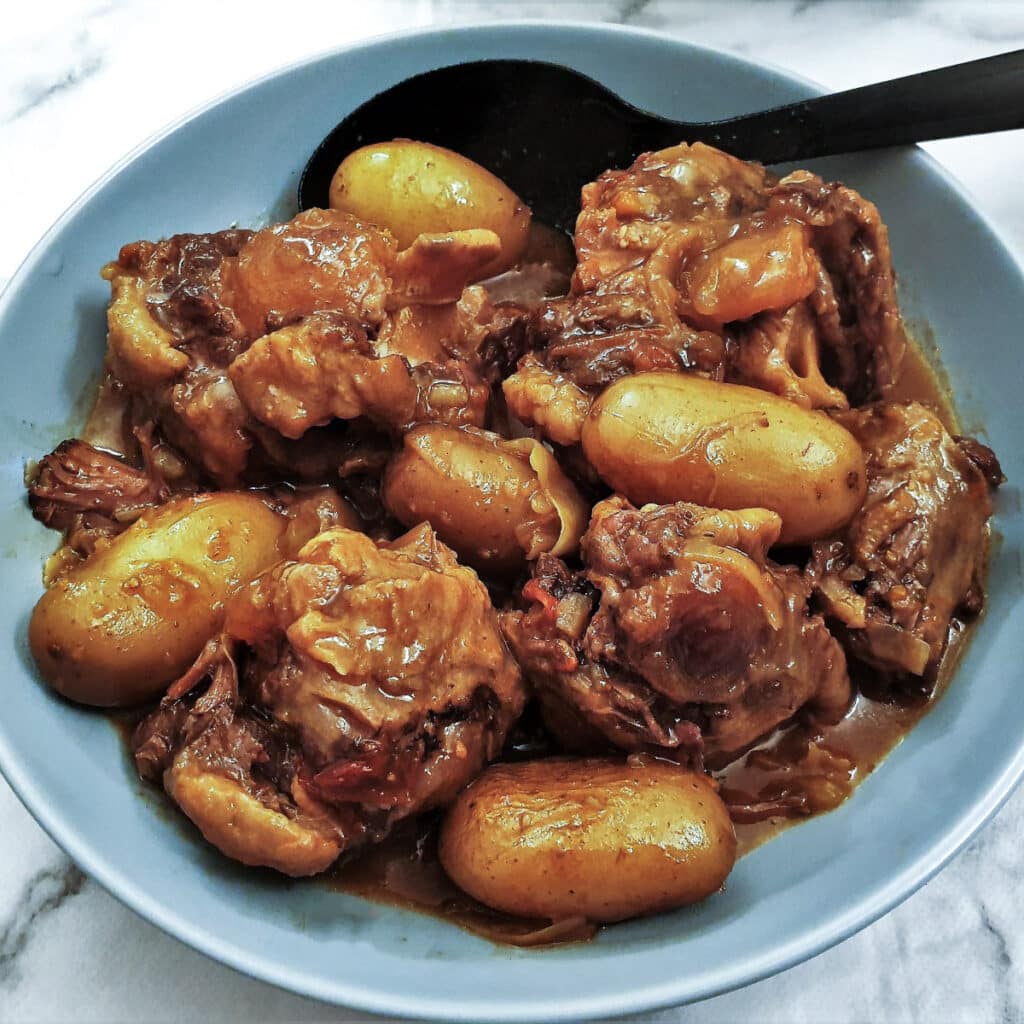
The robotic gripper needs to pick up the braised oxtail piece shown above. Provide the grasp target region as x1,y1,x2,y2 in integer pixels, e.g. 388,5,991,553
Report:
808,401,1002,682
502,497,850,763
132,524,525,876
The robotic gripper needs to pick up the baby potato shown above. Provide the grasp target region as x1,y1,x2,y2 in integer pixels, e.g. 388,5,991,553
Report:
166,756,341,877
439,758,736,923
582,372,866,544
282,487,362,558
329,140,531,275
29,493,286,708
382,425,587,573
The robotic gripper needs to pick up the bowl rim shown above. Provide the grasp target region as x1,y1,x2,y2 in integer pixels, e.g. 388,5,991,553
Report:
2,19,1023,1022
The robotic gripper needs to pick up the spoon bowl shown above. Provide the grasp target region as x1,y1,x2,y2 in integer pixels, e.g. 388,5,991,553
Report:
298,60,666,232
298,52,1024,232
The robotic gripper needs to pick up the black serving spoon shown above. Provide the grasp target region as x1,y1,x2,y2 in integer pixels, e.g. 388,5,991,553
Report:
298,51,1024,233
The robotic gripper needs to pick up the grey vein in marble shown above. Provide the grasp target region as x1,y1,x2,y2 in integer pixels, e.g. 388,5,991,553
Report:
0,861,86,987
928,5,1024,45
980,902,1013,973
5,50,103,125
614,0,651,24
978,900,1016,1024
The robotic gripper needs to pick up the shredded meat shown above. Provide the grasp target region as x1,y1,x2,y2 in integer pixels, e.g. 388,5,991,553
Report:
26,436,178,569
504,142,907,443
808,402,1000,679
764,171,906,404
28,439,167,533
229,311,488,439
134,665,358,879
102,229,256,484
99,212,527,486
503,498,850,762
116,229,252,354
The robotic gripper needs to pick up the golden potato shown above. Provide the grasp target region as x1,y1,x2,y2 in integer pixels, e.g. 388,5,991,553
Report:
382,425,587,573
582,372,866,545
29,493,286,707
281,487,362,558
329,140,531,276
439,758,736,923
166,756,341,877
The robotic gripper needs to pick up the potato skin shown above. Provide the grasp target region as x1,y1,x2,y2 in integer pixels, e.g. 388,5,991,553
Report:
582,372,866,545
382,425,587,573
438,758,737,923
329,141,531,275
166,757,341,877
281,487,362,558
29,493,286,708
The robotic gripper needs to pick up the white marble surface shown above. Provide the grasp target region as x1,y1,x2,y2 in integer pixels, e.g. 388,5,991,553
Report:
2,2,1023,1021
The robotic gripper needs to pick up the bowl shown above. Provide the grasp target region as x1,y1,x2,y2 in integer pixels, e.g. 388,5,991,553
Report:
0,21,1021,1022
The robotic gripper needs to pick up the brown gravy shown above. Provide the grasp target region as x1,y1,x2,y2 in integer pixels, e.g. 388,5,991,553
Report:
722,623,966,856
108,332,974,947
313,333,977,941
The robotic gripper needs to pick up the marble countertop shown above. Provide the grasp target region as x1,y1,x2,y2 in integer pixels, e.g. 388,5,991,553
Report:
2,2,1022,1021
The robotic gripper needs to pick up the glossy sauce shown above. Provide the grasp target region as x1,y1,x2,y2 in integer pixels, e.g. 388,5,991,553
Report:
887,330,960,432
721,624,967,856
320,333,978,938
333,814,598,946
102,306,973,944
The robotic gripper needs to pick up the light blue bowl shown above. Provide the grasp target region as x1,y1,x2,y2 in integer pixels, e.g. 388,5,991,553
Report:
0,22,1021,1022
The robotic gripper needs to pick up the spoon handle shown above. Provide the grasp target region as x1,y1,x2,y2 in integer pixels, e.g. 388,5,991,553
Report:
698,49,1024,164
